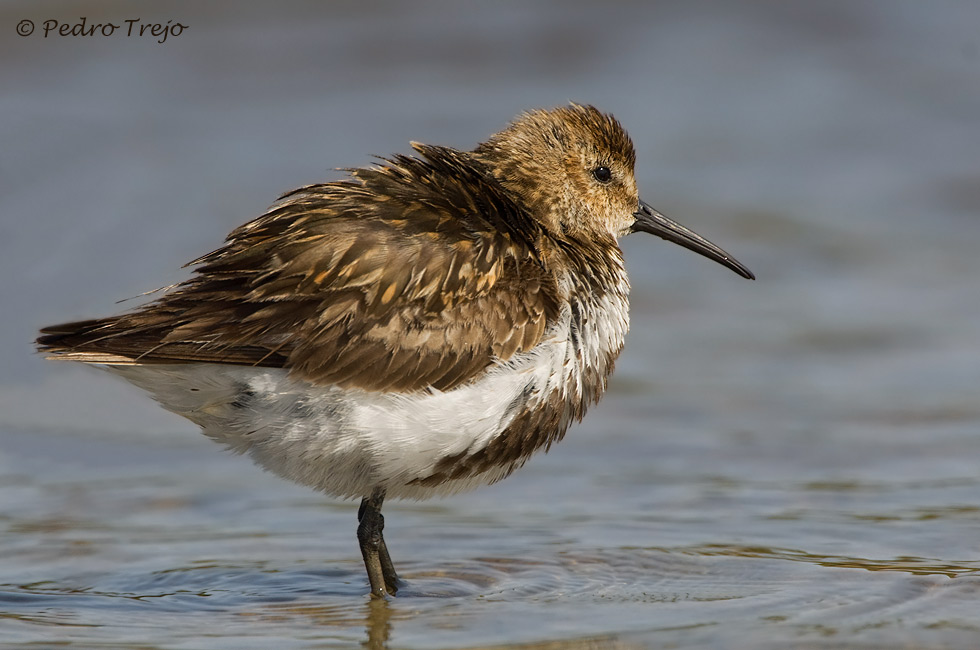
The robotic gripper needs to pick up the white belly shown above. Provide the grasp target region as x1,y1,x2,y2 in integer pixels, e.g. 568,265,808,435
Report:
109,332,571,500
105,287,629,501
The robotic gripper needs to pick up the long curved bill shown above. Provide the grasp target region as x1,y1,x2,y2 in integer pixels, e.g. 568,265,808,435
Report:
632,200,755,280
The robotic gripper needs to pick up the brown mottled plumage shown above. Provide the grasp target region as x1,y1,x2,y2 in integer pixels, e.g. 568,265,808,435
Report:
39,142,557,392
37,104,753,598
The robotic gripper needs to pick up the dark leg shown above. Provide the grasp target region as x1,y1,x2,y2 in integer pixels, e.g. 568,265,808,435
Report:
378,537,399,592
357,488,400,597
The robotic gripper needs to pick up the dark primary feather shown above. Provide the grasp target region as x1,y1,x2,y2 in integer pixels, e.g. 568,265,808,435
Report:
38,144,562,393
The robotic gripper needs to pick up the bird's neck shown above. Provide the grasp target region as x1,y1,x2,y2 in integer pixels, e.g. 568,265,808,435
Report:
546,231,631,408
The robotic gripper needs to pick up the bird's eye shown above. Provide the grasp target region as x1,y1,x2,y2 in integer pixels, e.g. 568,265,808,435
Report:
592,166,612,183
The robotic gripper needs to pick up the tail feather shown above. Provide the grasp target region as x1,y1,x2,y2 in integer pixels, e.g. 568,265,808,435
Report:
37,317,144,363
36,316,290,367
37,317,117,350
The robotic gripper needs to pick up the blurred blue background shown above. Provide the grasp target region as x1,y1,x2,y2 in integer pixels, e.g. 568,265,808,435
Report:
4,0,977,435
3,1,980,648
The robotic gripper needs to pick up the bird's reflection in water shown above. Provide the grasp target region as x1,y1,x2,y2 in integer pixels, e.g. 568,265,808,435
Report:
362,597,393,650
359,595,643,650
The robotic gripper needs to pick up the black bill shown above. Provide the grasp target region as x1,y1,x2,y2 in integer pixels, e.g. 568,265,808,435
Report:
632,200,754,280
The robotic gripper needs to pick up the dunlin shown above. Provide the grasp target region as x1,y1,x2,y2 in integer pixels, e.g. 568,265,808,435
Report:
37,104,753,597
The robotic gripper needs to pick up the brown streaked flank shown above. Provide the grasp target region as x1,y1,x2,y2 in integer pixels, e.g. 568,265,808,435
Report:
37,104,754,598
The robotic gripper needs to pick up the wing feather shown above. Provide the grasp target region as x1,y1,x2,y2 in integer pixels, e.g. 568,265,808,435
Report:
38,145,561,393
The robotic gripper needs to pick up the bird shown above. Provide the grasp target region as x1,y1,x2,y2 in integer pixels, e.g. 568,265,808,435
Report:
36,104,754,598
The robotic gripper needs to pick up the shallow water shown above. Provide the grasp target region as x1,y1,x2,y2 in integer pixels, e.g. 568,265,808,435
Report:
4,1,980,648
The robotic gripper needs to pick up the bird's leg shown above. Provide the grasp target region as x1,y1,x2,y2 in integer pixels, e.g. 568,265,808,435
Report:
377,536,399,594
357,488,399,597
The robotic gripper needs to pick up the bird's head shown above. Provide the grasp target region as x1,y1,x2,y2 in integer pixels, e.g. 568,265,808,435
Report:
475,103,753,279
